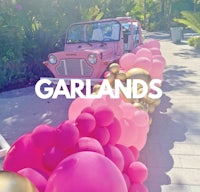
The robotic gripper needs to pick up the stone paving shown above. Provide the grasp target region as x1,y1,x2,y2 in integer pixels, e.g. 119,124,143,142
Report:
0,32,200,192
140,32,200,192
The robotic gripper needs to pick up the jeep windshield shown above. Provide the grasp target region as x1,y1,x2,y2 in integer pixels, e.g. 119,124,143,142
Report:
66,20,121,44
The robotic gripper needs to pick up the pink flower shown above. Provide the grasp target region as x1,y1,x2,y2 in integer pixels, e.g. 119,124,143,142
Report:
16,3,23,11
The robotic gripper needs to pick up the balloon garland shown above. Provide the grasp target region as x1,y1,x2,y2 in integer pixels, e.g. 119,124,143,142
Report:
2,39,165,192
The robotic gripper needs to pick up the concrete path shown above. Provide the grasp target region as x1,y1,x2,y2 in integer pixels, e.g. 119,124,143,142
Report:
0,32,200,192
140,32,200,192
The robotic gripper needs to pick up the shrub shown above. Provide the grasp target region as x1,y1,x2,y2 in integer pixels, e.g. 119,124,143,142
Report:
188,36,200,50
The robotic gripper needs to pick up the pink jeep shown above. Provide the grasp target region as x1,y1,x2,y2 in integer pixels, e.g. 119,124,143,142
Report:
43,17,143,79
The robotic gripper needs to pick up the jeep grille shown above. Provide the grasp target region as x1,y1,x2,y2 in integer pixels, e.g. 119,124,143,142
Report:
56,58,93,77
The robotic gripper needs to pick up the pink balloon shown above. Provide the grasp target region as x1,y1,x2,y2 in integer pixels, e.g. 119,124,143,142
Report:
81,106,95,115
109,105,123,120
107,117,121,145
133,132,147,151
18,168,47,192
56,120,79,149
42,146,67,171
127,161,148,183
3,134,49,175
152,55,166,66
136,48,152,60
144,39,160,49
150,59,165,76
93,127,110,146
68,97,93,120
91,98,107,110
150,47,161,55
133,57,152,72
133,110,149,127
31,124,56,150
123,173,131,190
78,137,105,155
117,118,138,147
105,95,122,106
129,183,149,192
45,152,128,192
94,106,114,127
104,144,124,171
76,112,96,136
129,146,140,160
120,102,138,120
116,144,135,171
119,53,137,71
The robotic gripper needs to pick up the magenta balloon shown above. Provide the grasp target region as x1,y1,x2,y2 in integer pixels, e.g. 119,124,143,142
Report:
123,173,131,190
129,183,149,192
107,117,121,145
127,161,148,183
133,57,152,72
93,127,110,146
68,97,94,120
18,168,47,192
104,144,125,171
31,124,56,150
117,118,138,147
56,120,79,149
76,112,96,136
136,48,153,60
45,152,128,192
129,146,140,160
78,137,105,155
42,146,67,171
119,53,137,71
150,47,161,55
94,106,114,127
81,106,95,115
133,110,149,127
116,144,135,171
3,134,49,175
144,39,160,49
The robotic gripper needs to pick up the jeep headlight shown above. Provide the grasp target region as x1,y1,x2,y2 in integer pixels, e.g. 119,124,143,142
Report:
88,54,97,64
49,54,57,64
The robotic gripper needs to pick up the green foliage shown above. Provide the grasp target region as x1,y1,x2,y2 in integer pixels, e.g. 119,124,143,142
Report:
174,11,200,34
188,36,200,49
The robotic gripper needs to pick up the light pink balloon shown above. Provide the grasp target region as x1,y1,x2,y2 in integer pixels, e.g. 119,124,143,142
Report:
68,97,94,120
150,47,161,55
144,39,160,49
78,137,105,155
45,152,128,192
76,112,96,136
104,144,125,171
153,55,166,66
150,59,165,76
129,183,149,192
119,53,137,71
120,102,138,120
56,120,79,149
133,57,152,72
136,48,153,60
133,132,147,151
18,168,47,192
127,161,148,183
117,118,138,147
133,110,149,127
